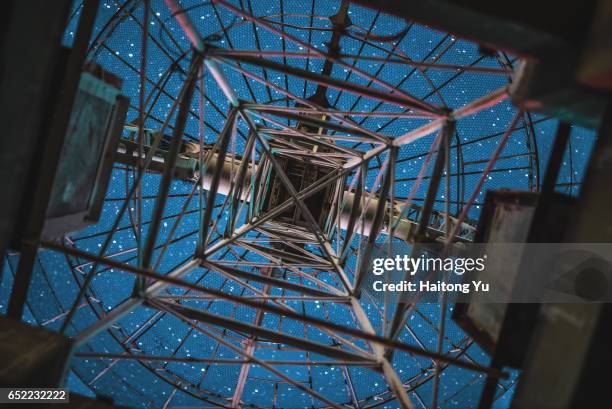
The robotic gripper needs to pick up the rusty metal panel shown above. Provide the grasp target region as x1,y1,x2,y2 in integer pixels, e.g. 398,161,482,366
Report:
69,394,131,409
511,303,607,409
511,102,612,409
510,59,607,129
43,67,128,239
453,190,537,356
0,0,71,259
578,0,612,90
0,318,72,388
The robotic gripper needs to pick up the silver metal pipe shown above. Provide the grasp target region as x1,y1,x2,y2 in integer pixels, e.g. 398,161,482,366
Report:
201,153,254,201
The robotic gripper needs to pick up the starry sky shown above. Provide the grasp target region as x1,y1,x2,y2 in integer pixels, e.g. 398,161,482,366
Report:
0,0,598,408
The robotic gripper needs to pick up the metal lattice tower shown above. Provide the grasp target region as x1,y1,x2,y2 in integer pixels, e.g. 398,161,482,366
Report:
5,0,547,407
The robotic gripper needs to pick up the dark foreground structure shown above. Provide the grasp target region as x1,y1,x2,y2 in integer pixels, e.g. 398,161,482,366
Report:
1,0,612,408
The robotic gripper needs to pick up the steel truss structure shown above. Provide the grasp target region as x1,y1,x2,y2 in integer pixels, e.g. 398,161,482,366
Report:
5,0,546,407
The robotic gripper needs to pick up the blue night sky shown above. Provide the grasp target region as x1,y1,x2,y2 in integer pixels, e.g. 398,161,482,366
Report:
0,1,597,408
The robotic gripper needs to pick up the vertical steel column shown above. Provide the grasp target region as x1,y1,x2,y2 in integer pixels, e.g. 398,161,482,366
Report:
7,0,101,319
385,121,453,346
138,52,203,289
230,267,272,408
199,108,238,255
351,298,417,409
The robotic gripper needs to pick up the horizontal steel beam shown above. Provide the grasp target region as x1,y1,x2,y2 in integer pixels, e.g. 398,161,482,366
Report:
74,352,379,366
149,300,373,363
215,54,434,113
39,240,507,379
202,260,341,298
73,259,200,347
